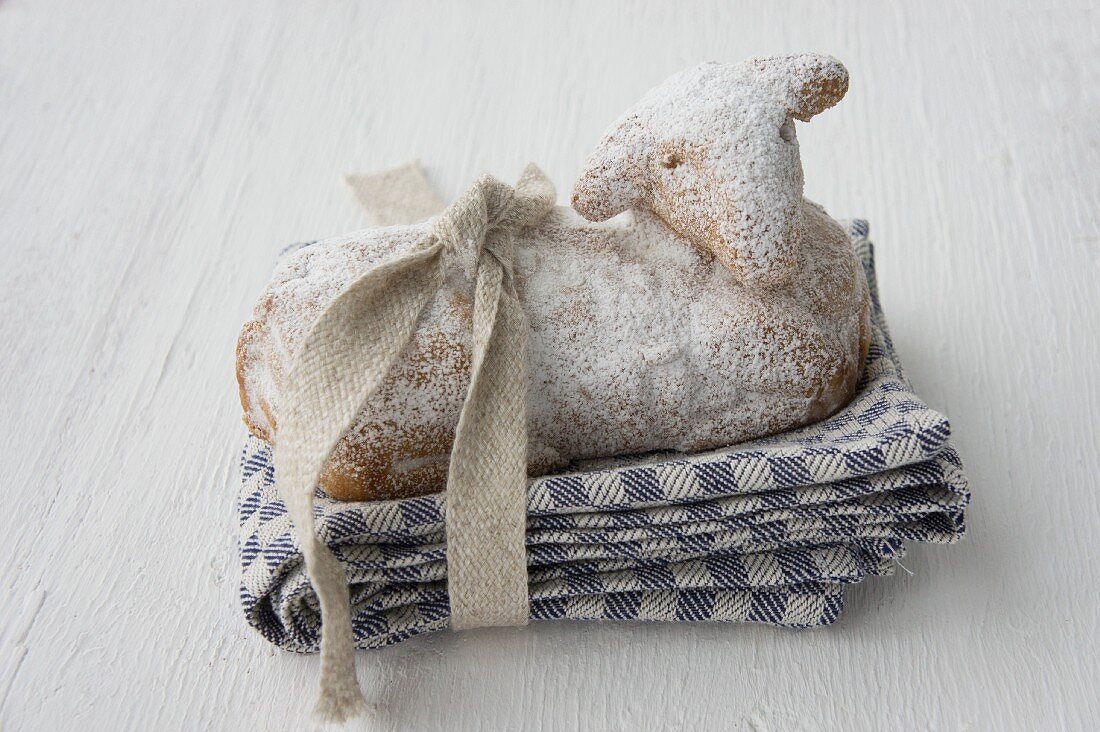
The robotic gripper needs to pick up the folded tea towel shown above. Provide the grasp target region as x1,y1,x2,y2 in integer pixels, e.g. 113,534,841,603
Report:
238,219,969,654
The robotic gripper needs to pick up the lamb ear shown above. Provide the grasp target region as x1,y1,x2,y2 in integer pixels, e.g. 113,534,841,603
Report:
570,117,647,221
746,54,848,122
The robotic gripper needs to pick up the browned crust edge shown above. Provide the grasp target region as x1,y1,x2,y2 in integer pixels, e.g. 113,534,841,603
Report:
235,318,272,442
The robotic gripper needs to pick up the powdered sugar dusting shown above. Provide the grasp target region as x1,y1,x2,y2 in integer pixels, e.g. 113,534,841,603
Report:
236,54,868,501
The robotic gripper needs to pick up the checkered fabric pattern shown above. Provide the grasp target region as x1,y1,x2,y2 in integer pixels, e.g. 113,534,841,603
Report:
238,220,970,653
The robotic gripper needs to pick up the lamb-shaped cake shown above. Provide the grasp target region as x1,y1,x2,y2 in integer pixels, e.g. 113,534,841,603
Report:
236,54,870,502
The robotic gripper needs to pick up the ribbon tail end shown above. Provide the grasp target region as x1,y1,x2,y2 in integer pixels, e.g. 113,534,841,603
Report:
313,684,371,725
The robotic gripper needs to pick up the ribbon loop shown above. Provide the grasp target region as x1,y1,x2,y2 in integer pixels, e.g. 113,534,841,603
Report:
275,164,554,721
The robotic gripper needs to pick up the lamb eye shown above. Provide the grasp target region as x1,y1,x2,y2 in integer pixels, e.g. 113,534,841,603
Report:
660,153,681,169
779,121,794,142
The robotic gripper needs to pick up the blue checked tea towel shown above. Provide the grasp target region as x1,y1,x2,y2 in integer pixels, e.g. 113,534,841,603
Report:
238,220,969,653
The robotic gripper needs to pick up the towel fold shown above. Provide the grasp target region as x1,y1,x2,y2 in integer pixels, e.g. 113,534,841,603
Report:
238,222,969,653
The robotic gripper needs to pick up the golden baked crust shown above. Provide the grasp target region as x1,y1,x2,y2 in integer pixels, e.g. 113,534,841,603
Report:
236,55,869,503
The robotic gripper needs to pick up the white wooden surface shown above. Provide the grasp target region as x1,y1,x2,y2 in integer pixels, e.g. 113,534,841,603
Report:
2,1,1098,729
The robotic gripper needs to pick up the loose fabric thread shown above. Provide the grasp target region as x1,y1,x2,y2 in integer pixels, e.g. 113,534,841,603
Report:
274,165,554,721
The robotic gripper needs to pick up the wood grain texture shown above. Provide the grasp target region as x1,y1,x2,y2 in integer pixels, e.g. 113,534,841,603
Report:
1,0,1097,729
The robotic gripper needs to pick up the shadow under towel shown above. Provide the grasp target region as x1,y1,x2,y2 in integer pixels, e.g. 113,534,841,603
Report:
237,220,970,653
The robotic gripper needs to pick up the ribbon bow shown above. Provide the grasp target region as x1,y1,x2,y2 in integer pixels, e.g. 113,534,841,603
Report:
274,164,555,721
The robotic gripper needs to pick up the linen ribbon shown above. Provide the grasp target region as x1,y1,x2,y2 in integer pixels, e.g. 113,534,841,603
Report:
273,164,555,721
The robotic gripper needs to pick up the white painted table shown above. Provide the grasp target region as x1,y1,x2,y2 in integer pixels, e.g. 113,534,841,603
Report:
2,1,1097,729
